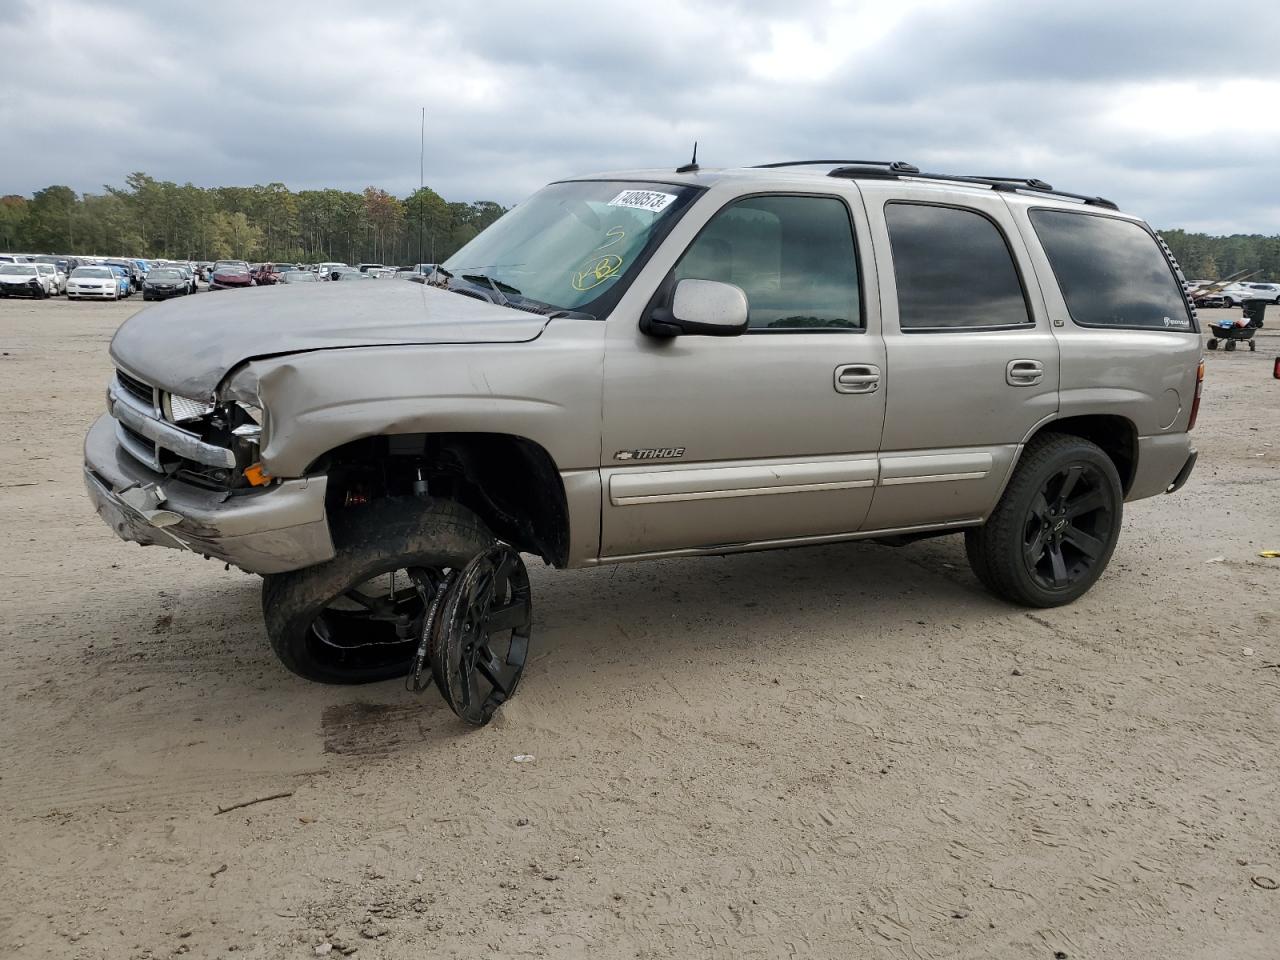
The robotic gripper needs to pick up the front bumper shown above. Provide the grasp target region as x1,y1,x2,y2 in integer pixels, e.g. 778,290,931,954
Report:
83,414,336,574
0,282,43,297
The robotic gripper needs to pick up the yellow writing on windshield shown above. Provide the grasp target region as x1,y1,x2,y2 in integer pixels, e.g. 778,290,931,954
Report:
571,254,623,291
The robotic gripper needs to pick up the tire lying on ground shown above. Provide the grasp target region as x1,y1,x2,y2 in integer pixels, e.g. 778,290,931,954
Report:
965,432,1123,608
262,497,494,684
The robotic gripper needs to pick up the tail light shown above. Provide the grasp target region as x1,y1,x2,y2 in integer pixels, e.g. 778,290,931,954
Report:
1188,359,1205,431
1274,356,1280,380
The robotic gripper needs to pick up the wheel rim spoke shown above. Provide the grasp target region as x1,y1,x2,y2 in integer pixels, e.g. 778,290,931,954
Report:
1055,465,1083,507
475,646,511,698
1025,525,1049,565
1062,525,1105,561
1047,542,1068,586
486,599,531,633
1064,487,1106,520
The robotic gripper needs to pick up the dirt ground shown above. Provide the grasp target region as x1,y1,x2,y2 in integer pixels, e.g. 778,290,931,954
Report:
1,294,1278,960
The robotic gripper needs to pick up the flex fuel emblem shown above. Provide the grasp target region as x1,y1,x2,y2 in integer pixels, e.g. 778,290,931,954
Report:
614,447,685,462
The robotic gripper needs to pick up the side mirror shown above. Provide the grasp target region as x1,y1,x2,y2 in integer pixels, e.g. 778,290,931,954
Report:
644,278,749,337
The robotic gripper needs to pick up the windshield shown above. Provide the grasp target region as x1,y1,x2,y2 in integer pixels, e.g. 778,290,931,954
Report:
216,266,249,275
72,267,112,278
1,264,37,276
150,269,182,279
443,180,700,314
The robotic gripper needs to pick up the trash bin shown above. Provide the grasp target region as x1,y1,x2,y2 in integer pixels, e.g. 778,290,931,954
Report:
1242,298,1268,328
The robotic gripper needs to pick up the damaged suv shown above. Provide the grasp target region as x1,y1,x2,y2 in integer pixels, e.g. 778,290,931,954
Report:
85,161,1202,723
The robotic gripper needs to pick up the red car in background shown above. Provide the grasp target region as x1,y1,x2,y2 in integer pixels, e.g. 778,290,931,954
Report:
251,263,284,285
209,264,254,290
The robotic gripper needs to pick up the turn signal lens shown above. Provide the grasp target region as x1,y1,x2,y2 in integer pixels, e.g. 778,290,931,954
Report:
1188,359,1205,431
244,462,271,487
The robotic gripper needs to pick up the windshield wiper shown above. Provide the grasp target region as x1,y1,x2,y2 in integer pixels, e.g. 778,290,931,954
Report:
460,272,522,305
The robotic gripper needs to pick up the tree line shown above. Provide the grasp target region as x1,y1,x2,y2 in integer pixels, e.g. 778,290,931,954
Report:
1159,229,1280,282
0,173,508,265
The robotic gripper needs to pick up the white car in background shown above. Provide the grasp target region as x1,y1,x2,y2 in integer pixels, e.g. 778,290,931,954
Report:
35,263,64,295
0,262,50,298
67,265,122,300
1224,281,1280,305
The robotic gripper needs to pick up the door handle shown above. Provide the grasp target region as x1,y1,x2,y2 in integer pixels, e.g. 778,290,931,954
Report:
834,363,880,394
1006,359,1045,387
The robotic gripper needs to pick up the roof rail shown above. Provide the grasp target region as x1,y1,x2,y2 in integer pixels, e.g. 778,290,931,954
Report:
752,160,918,171
825,166,1118,210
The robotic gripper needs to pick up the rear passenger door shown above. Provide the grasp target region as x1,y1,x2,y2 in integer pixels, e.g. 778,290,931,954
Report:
859,186,1060,530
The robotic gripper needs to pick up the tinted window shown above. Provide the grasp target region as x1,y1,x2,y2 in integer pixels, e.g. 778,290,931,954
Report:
1030,210,1192,330
886,203,1030,330
673,195,860,330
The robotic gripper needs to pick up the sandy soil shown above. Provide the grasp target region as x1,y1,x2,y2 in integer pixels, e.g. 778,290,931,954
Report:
1,295,1278,960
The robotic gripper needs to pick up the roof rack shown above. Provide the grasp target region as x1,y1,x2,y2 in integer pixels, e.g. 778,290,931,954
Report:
822,164,1118,210
753,160,919,172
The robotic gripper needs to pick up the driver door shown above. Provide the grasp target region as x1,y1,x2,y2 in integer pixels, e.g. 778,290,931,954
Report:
599,189,886,559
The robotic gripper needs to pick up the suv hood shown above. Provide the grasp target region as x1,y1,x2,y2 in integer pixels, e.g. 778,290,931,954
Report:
110,281,551,397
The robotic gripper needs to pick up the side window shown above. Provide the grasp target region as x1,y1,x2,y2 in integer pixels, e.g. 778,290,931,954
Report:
1029,210,1193,330
672,195,861,330
885,202,1031,330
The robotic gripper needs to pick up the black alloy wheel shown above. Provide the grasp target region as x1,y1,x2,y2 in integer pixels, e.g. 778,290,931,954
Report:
1021,463,1116,594
428,544,532,726
965,433,1123,607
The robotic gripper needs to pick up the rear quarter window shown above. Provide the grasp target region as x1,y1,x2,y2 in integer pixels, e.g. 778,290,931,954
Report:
1029,209,1193,331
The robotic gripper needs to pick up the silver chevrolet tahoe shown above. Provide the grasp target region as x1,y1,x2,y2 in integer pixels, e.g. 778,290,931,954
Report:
84,160,1202,724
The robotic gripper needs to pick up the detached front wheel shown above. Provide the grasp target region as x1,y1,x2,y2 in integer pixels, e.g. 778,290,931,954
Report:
262,498,494,684
965,433,1122,607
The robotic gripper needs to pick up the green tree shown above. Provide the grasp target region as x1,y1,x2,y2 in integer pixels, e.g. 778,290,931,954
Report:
24,185,78,252
0,195,29,250
210,211,264,260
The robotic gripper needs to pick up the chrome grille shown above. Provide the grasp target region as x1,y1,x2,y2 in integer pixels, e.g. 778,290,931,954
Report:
115,369,156,409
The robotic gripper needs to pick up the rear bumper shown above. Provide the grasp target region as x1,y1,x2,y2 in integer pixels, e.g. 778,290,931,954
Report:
1165,448,1197,495
83,414,336,574
1128,433,1196,501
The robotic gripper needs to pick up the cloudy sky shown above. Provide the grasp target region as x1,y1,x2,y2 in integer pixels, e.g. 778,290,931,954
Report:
4,0,1278,233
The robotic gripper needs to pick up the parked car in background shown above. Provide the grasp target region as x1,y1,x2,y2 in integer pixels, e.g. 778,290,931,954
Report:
67,265,122,300
316,261,348,279
106,259,143,292
356,263,385,273
35,263,64,295
209,264,254,290
252,263,283,285
1229,282,1280,305
0,263,49,298
107,264,134,298
170,263,198,293
279,269,319,284
329,267,372,281
143,267,191,301
0,254,33,263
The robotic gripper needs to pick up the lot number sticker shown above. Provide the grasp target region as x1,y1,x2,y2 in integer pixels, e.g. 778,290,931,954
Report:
608,190,677,213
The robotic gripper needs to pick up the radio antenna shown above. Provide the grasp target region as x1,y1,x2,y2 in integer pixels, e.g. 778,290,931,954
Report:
676,141,699,174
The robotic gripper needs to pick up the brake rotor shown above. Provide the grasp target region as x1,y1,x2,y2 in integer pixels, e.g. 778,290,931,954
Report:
428,544,532,726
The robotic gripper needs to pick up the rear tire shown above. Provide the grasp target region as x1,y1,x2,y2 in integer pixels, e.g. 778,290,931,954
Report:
262,498,494,684
1207,339,1218,350
965,433,1122,608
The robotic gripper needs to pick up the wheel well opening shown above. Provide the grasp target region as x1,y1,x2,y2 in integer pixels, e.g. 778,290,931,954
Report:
1033,415,1137,494
310,432,570,567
